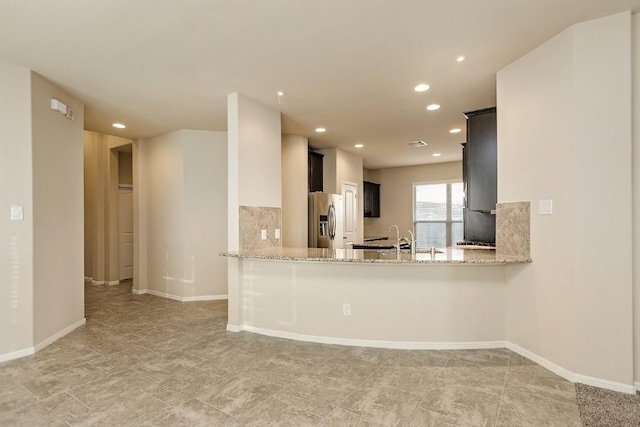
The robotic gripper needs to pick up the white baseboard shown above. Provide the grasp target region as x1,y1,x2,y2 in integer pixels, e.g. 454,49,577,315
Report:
229,324,506,350
135,288,228,302
0,318,86,363
634,381,640,392
34,318,86,353
91,280,105,285
506,342,636,395
84,276,92,283
0,347,35,363
107,280,119,286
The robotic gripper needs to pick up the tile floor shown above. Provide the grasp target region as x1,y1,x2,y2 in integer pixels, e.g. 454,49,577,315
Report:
0,282,584,426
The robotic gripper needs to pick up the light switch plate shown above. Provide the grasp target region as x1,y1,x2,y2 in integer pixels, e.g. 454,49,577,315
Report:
261,229,267,240
539,199,553,215
275,229,280,239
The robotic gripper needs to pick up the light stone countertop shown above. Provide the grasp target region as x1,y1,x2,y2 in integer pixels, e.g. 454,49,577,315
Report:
220,247,531,265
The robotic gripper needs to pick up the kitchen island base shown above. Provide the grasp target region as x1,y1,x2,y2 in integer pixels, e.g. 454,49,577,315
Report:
226,257,508,348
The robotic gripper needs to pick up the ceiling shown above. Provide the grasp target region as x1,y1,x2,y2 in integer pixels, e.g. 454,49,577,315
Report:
1,1,639,169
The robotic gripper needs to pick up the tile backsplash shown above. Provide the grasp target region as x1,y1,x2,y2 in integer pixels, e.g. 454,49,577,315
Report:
239,206,282,250
496,201,530,258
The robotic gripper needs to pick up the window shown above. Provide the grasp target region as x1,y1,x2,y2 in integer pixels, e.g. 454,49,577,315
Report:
413,182,464,249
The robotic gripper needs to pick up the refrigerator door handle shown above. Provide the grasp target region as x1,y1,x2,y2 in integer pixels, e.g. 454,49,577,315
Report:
328,204,336,240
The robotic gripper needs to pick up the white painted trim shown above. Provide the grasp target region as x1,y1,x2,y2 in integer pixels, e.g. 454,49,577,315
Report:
507,342,636,395
91,280,105,285
84,276,92,283
634,381,640,392
232,325,507,350
132,288,146,295
34,318,86,353
107,280,119,286
141,288,228,302
0,347,35,363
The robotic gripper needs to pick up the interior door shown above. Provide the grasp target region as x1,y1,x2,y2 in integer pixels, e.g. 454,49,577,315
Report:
118,188,134,280
341,182,358,246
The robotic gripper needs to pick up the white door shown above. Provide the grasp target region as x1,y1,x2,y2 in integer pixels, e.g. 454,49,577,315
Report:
341,182,358,246
119,189,134,280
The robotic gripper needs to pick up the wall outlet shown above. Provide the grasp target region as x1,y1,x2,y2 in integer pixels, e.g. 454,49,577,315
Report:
275,228,280,239
261,229,267,240
342,303,351,316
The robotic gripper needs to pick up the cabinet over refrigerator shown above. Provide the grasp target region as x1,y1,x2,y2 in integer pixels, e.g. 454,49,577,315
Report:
308,192,344,249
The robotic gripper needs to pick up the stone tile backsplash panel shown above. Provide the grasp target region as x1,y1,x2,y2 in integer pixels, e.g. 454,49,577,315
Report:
496,201,530,258
239,206,282,250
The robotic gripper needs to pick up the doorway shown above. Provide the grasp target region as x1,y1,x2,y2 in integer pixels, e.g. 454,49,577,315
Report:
341,181,358,246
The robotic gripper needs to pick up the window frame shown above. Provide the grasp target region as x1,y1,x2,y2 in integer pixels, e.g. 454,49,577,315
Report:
412,180,464,249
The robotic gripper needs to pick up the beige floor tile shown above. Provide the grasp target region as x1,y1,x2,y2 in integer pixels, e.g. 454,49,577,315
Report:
274,371,358,416
446,348,511,367
419,380,502,426
340,380,423,426
140,398,235,426
505,364,577,404
436,365,507,394
365,365,442,396
0,359,41,385
318,407,363,426
231,396,322,426
0,383,37,414
497,387,583,426
21,363,106,400
196,371,282,417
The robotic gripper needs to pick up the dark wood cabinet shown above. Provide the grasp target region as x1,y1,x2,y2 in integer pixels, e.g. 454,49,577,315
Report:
464,107,496,212
308,151,324,192
363,181,380,218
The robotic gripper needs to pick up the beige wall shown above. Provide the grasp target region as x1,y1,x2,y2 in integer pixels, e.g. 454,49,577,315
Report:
0,61,34,359
281,134,308,247
31,72,85,347
498,12,633,389
139,130,228,300
363,162,462,240
632,12,640,387
227,93,282,251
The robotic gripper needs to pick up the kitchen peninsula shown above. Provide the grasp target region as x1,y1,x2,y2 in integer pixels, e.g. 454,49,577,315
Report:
222,201,530,349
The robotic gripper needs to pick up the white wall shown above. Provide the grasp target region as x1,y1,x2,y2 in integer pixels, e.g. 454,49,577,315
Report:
227,93,282,251
498,12,633,389
281,134,308,247
140,130,228,299
0,61,34,359
364,162,462,240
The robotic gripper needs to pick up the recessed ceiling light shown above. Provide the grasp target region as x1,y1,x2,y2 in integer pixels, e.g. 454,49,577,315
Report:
414,84,430,92
456,55,466,62
315,127,326,133
426,104,440,111
354,144,364,148
449,128,462,134
276,91,285,96
432,153,442,157
112,123,126,129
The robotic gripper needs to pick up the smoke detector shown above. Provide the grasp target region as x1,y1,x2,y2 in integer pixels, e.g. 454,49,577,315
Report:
405,140,427,148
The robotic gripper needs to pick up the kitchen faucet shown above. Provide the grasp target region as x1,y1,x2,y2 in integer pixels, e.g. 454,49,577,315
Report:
407,230,415,255
389,225,400,256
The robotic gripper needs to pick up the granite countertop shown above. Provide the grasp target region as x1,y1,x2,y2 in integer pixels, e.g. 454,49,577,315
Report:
220,247,531,265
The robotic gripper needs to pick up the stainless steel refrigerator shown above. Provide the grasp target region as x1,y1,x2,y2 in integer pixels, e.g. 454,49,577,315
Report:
308,193,344,249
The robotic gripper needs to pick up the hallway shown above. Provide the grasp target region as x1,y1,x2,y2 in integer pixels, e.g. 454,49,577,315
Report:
0,283,625,425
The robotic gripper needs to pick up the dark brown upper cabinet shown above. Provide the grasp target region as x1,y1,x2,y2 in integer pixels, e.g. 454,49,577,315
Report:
463,107,497,212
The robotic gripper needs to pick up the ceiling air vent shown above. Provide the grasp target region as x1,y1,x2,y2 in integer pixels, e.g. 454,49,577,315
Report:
405,140,427,148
